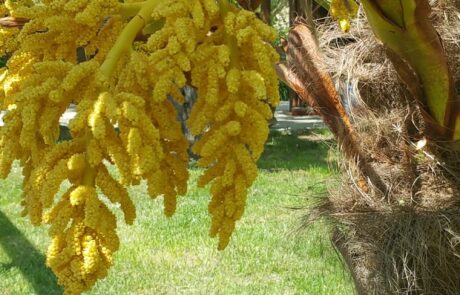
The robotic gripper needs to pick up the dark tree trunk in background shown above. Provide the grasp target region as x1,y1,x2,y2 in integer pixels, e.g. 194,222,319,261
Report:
261,0,271,24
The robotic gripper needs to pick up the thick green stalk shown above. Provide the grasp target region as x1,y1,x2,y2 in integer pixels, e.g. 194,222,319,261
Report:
100,0,160,78
119,1,146,18
84,0,160,186
361,0,460,144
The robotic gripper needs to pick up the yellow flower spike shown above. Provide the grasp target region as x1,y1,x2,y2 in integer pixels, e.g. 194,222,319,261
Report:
233,144,257,182
232,174,248,220
40,158,70,208
47,232,65,257
96,165,136,225
47,216,113,294
99,92,118,120
173,68,188,87
339,19,351,33
69,106,93,136
148,100,182,140
74,0,120,26
200,130,227,158
153,57,172,74
174,52,191,72
82,235,99,275
88,114,106,140
197,160,226,187
69,257,84,280
127,128,142,155
145,171,160,199
234,101,248,117
223,11,236,35
152,76,171,102
145,141,188,216
253,100,274,120
164,150,188,180
191,43,215,64
137,118,162,151
147,26,175,50
48,205,75,238
50,222,84,268
163,193,177,217
242,70,266,99
240,111,269,158
186,0,279,250
215,102,236,123
222,158,236,187
39,106,68,145
0,27,20,55
217,45,231,67
223,195,237,218
167,36,181,55
225,121,241,136
86,139,103,168
201,0,220,18
103,134,132,185
137,146,159,175
83,192,118,246
226,68,241,94
62,61,99,92
0,0,282,291
217,216,235,250
70,185,91,207
190,0,205,29
115,92,145,109
250,18,278,41
236,27,255,46
44,190,73,226
208,188,225,231
330,0,359,33
121,101,142,126
206,66,219,105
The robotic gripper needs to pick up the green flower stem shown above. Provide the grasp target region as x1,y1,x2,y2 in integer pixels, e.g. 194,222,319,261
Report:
119,1,146,18
101,0,160,78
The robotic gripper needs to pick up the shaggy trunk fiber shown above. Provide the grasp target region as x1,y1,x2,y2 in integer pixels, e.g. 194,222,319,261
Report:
276,21,388,194
292,1,460,294
361,0,460,144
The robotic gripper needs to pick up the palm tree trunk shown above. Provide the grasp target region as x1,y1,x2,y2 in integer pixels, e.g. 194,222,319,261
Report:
361,0,460,145
261,0,271,24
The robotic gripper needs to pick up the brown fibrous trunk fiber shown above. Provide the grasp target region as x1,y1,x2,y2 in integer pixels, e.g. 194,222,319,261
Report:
300,1,460,294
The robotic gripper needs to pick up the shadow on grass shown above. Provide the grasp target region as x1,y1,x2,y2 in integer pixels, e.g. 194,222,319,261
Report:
258,129,333,171
0,211,62,295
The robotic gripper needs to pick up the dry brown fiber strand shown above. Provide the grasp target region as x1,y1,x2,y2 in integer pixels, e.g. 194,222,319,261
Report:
304,1,460,294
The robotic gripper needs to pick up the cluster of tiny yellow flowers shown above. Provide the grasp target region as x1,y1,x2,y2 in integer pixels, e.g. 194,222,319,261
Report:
0,0,279,293
0,26,20,56
330,0,359,32
188,3,279,249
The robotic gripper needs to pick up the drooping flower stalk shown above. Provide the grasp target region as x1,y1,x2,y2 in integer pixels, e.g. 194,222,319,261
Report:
0,1,280,293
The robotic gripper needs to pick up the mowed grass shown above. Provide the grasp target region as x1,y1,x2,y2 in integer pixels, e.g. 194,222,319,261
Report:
0,130,354,295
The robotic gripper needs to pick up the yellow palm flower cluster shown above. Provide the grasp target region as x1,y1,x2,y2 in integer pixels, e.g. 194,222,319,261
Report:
0,0,279,293
330,0,359,32
188,3,280,250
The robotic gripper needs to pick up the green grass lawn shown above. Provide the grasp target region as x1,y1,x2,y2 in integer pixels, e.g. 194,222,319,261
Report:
0,130,354,295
